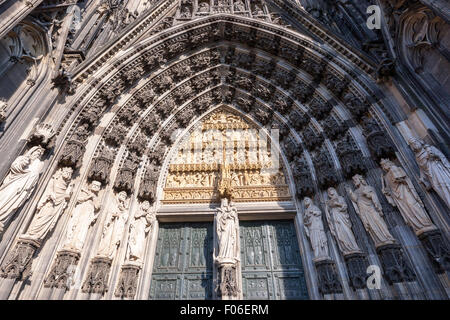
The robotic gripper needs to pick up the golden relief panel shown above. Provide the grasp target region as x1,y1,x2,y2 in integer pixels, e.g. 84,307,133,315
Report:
162,109,292,204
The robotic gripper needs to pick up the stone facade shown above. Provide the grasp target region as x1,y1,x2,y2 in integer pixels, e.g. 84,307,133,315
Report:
0,0,448,300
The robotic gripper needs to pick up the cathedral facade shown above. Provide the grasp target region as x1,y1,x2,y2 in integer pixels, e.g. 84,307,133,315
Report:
0,0,448,300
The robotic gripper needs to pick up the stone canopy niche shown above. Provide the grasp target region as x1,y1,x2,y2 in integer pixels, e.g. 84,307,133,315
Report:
163,108,292,204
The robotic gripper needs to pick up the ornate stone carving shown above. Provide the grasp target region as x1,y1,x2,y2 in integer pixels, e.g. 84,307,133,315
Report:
63,181,101,252
343,93,368,119
81,256,112,295
376,244,416,284
362,116,395,161
118,104,140,126
97,191,129,260
309,98,333,120
347,175,397,247
418,230,450,274
303,197,330,261
104,123,128,147
0,239,39,280
135,87,156,108
138,162,159,203
283,138,300,162
301,58,324,80
44,249,80,290
313,150,338,189
302,126,323,151
87,149,114,184
290,80,313,103
114,158,138,195
325,187,362,256
28,123,55,148
323,73,346,97
217,264,239,298
114,264,140,299
322,115,347,140
292,158,314,198
409,138,450,209
254,108,271,125
0,146,45,235
344,253,369,290
315,259,343,295
21,167,73,242
380,159,437,235
289,111,309,131
215,198,239,264
59,124,90,168
142,113,160,137
336,134,367,178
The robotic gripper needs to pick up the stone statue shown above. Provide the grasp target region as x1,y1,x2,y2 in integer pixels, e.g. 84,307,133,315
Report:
0,146,45,234
234,0,245,11
346,174,396,247
97,191,129,260
216,198,239,263
126,200,156,264
380,159,437,235
21,167,74,242
325,187,361,256
63,180,102,252
409,138,450,209
303,197,329,261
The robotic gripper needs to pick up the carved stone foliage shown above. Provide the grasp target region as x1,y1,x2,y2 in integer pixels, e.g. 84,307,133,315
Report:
376,244,416,284
336,134,367,178
142,113,160,137
283,138,300,162
315,259,343,295
118,104,140,126
114,264,140,299
0,239,39,280
44,250,80,290
235,95,254,113
59,123,90,168
81,257,112,295
135,87,156,108
321,115,348,140
309,97,333,120
344,253,369,290
302,126,323,151
312,150,338,189
272,68,295,90
128,132,147,157
272,95,293,115
114,157,139,195
290,80,313,103
362,117,396,161
301,57,324,80
323,73,346,97
138,162,160,204
343,93,368,119
104,123,128,147
292,157,314,198
254,107,271,125
28,123,55,149
289,111,309,131
418,230,450,274
87,149,114,185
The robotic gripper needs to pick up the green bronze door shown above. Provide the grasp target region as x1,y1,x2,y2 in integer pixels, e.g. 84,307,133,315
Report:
150,223,213,300
240,220,309,300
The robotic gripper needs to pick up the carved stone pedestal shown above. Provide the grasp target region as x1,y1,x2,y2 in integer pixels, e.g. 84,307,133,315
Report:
314,258,343,295
344,252,369,290
418,230,450,274
81,256,112,295
44,249,81,290
114,263,141,299
376,244,416,284
217,261,239,300
0,238,40,280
